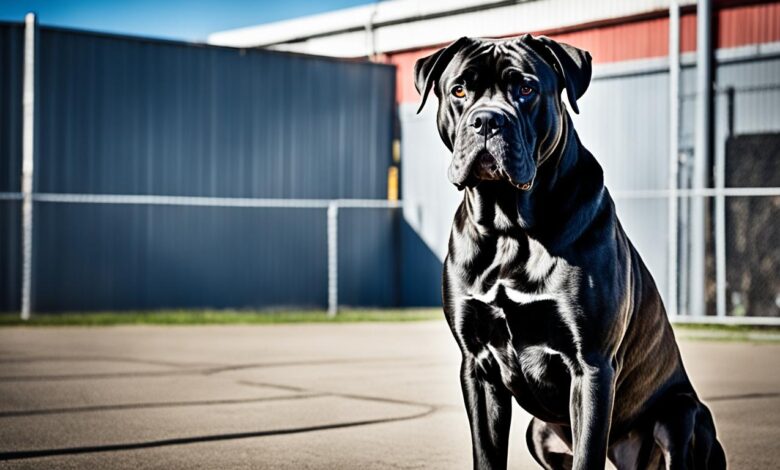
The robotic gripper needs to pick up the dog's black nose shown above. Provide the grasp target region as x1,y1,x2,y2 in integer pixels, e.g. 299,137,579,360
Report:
470,109,505,137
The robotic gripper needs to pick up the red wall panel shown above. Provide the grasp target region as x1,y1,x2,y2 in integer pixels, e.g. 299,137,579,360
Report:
717,2,780,47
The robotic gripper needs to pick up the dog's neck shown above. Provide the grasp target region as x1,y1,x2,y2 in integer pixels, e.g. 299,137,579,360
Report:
460,114,607,252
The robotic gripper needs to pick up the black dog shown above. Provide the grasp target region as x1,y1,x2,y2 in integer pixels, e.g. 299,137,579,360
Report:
414,35,726,469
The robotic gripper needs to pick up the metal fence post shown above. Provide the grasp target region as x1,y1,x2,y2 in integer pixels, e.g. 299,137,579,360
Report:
667,1,680,318
690,0,713,317
327,201,339,317
20,12,37,320
714,89,732,318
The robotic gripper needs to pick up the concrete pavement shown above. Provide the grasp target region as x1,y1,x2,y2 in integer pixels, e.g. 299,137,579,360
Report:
0,321,777,469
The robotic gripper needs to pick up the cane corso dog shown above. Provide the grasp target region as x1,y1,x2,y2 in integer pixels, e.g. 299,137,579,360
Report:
414,35,726,469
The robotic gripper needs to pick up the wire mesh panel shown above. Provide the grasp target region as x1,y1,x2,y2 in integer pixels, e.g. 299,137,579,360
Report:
724,195,780,317
722,134,780,317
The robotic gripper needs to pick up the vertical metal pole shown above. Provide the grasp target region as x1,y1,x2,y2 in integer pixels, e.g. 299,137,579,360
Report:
714,89,732,317
667,1,680,318
690,0,712,317
678,152,691,315
327,202,339,317
21,12,37,320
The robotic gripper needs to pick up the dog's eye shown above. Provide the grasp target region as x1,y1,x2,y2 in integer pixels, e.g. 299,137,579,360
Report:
520,86,534,96
451,85,466,98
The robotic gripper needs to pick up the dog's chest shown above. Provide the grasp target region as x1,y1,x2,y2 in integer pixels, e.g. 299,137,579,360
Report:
454,235,579,417
461,234,571,314
469,282,575,383
468,291,575,420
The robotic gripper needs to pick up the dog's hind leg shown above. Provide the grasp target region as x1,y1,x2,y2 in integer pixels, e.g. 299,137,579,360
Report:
652,393,727,470
526,417,573,470
691,403,727,470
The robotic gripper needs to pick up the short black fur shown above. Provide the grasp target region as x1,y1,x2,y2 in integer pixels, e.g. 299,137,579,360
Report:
416,35,726,470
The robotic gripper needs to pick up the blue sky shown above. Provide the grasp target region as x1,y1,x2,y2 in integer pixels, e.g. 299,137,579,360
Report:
0,0,374,42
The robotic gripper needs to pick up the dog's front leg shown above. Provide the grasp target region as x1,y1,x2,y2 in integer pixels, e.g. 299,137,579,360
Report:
461,354,513,470
569,357,615,470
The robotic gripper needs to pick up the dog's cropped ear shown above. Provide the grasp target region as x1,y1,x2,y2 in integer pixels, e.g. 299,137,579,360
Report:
522,35,592,114
414,37,472,114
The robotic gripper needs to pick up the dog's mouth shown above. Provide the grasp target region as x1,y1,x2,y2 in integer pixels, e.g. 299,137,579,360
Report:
472,151,503,181
453,149,534,191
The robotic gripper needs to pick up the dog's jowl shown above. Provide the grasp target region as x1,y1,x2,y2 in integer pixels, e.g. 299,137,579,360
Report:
414,35,726,470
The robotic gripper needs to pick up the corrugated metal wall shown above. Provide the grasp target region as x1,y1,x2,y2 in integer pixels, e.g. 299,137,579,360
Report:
571,69,672,303
0,23,23,312
2,25,400,312
37,28,394,199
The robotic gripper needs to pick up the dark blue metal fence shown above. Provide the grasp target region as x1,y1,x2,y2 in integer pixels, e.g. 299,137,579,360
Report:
0,23,24,312
1,24,413,313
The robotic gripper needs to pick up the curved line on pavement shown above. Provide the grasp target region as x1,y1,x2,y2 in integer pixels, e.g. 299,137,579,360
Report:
0,408,436,461
0,394,325,418
704,391,780,402
0,356,415,382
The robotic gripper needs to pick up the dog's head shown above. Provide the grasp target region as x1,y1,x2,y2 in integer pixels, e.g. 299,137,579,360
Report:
414,35,591,190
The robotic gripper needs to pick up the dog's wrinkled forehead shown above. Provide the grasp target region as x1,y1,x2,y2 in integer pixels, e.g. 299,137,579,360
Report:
415,34,592,114
436,39,552,89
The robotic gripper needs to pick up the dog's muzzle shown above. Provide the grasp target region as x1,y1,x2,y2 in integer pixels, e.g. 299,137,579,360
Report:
448,108,534,191
469,110,506,181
